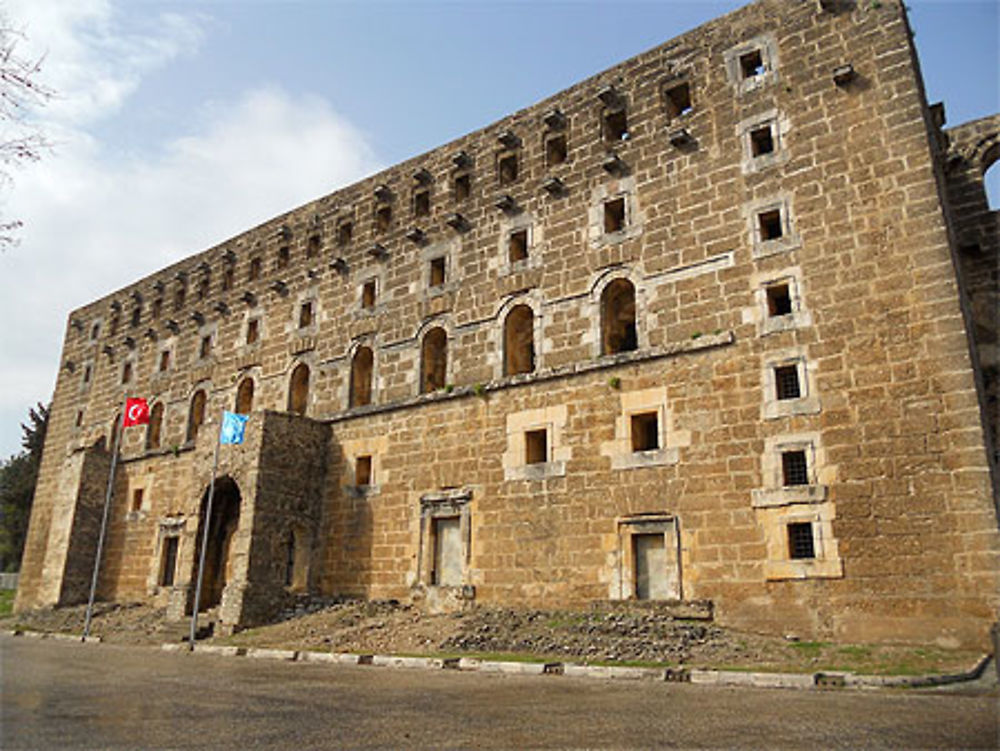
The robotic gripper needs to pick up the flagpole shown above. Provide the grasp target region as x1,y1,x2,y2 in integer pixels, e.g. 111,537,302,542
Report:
83,393,128,640
189,414,222,650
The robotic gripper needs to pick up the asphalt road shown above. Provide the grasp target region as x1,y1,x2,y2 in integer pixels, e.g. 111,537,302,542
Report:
2,635,997,750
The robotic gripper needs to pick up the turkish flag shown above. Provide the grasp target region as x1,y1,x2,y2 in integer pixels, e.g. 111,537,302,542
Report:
123,397,150,427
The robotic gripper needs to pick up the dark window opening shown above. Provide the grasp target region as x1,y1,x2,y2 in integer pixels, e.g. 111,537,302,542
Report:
429,256,446,288
75,410,83,427
248,257,261,282
782,450,809,487
508,229,529,263
246,318,260,345
350,346,374,407
337,221,353,246
91,323,100,340
420,327,447,393
758,209,783,241
307,235,321,258
630,412,660,452
199,335,212,359
109,314,120,336
750,124,775,156
121,361,132,384
355,455,372,486
132,488,144,512
766,283,793,316
525,428,548,465
664,82,692,121
601,278,638,355
774,365,801,400
545,134,567,166
276,247,290,271
187,389,207,442
375,205,392,233
284,531,296,587
604,109,629,141
288,363,310,415
604,197,626,234
130,305,141,327
503,304,535,376
222,267,234,291
151,298,162,319
159,537,179,587
159,350,170,372
739,49,765,79
173,286,185,311
235,378,254,414
146,403,164,450
83,364,92,383
787,522,815,560
197,275,210,300
454,173,471,201
298,301,314,329
361,280,377,310
413,189,431,217
498,153,518,186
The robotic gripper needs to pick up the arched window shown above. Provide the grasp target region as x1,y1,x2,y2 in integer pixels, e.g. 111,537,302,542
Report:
288,363,310,415
985,147,999,210
420,327,447,393
146,402,164,450
601,278,637,355
350,346,374,407
186,389,207,442
503,304,535,376
235,378,254,414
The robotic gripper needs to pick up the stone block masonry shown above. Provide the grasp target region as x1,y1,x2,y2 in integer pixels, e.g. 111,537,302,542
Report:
16,0,1000,650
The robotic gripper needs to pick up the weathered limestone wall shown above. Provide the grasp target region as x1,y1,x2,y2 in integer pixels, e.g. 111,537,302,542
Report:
17,0,1000,649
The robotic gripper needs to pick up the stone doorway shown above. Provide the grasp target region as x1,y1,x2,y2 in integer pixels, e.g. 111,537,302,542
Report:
618,515,681,601
190,476,241,613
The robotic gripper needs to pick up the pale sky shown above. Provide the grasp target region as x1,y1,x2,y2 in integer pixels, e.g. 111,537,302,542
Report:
1,0,998,460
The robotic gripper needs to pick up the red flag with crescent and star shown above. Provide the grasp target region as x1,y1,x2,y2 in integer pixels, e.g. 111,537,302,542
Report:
123,397,150,427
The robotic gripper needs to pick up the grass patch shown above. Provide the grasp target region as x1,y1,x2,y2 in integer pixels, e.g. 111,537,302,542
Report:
0,590,15,617
788,640,829,655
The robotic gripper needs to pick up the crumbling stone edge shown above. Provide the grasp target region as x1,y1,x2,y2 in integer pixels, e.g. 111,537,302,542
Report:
4,629,991,690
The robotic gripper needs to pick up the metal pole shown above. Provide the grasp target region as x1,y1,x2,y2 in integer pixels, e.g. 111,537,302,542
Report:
83,395,128,640
188,423,222,650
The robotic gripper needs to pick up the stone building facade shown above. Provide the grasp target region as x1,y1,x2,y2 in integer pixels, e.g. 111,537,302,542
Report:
15,0,1000,649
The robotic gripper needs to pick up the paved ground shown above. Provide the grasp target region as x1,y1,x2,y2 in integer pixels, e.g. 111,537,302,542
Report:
2,636,997,750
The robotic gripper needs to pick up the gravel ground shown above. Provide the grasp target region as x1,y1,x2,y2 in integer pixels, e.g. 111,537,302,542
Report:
2,597,984,675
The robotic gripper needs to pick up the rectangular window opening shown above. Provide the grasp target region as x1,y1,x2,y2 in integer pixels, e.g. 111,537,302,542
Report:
355,455,372,487
604,197,626,234
83,364,92,383
630,412,660,452
497,153,518,186
132,488,144,512
758,209,783,241
739,49,765,79
199,335,212,359
429,257,446,288
375,205,392,233
781,450,809,487
221,268,234,291
121,362,132,384
525,428,548,465
159,350,171,372
508,229,529,263
151,299,162,319
337,221,353,246
787,522,816,560
664,82,692,121
307,235,321,258
766,283,793,317
75,410,84,427
413,190,431,217
361,280,377,310
246,319,260,345
248,257,261,282
604,109,629,141
750,125,775,156
774,365,802,401
545,134,567,166
298,301,314,328
160,537,179,587
454,173,471,202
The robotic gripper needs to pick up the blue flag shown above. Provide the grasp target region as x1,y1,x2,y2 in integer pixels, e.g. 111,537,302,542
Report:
220,411,249,445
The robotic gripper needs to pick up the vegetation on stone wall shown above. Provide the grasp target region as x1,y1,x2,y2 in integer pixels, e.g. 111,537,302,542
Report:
0,403,48,571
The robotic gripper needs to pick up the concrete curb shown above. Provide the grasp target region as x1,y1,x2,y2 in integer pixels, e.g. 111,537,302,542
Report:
245,647,299,661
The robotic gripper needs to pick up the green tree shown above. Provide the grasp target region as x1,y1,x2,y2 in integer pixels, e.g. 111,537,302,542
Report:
0,403,49,571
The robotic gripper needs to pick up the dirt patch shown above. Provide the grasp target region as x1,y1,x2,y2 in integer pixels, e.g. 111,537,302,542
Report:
2,597,983,676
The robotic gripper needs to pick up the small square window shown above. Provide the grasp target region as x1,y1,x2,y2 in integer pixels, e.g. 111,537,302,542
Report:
338,221,353,246
664,82,692,121
739,49,765,79
199,335,212,359
604,109,629,141
132,488,144,512
429,257,446,288
525,429,548,465
766,283,793,317
750,125,774,157
774,365,801,400
545,134,567,166
498,153,518,186
276,246,291,269
356,455,372,486
604,197,626,234
630,412,660,452
413,189,431,217
361,280,377,310
246,319,260,345
787,522,815,560
307,235,321,258
508,229,528,263
375,205,392,233
454,173,471,201
298,301,314,328
248,257,262,282
758,209,783,241
158,350,171,372
782,450,809,487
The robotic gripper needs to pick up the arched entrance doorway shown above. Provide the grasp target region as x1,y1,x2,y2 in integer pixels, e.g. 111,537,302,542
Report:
190,476,241,613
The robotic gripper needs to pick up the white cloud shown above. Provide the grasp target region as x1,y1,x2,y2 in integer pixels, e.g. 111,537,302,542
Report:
0,3,380,458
